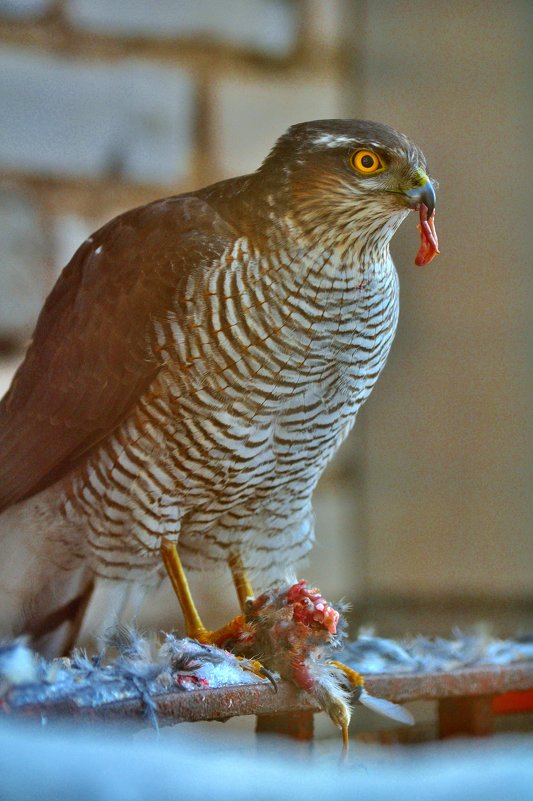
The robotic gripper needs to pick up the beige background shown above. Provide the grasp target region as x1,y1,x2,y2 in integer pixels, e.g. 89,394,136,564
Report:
345,1,532,599
0,0,530,638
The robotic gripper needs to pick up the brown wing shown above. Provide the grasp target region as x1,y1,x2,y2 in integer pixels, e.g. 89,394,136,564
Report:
0,194,235,511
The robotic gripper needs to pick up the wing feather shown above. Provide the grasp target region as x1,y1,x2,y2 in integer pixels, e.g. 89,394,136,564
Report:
0,194,234,511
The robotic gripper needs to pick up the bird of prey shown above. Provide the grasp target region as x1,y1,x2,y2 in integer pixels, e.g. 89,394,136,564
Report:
0,120,438,668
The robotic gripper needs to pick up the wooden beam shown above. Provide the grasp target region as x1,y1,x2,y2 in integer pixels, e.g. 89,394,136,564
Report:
3,663,531,732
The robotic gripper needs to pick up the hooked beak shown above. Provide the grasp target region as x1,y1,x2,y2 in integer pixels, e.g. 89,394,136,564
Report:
404,173,436,217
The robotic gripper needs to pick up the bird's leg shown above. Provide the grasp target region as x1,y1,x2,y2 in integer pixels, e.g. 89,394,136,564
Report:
328,659,415,730
226,552,279,686
160,539,248,645
327,659,364,748
160,538,211,642
228,551,255,612
160,540,273,684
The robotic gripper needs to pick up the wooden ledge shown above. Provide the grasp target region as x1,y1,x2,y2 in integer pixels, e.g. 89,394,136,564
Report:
3,662,532,731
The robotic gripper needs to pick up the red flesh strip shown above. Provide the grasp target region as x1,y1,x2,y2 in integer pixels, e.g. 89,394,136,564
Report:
415,204,440,266
287,580,339,634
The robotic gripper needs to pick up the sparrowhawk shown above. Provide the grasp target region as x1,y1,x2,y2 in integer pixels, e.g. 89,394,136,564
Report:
0,119,438,671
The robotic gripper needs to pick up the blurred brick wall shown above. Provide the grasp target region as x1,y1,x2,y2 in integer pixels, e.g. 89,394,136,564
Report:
0,0,346,345
0,1,530,638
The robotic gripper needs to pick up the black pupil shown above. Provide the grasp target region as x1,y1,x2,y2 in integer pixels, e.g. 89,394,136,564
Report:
361,154,375,168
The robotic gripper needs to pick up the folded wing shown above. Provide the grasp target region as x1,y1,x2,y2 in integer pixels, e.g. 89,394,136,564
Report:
0,194,234,511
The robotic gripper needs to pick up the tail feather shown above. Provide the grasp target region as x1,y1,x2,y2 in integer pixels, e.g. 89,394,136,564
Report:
0,490,93,658
23,577,95,657
1,487,154,658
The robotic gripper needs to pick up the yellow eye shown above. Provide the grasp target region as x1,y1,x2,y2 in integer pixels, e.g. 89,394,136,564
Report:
350,149,385,175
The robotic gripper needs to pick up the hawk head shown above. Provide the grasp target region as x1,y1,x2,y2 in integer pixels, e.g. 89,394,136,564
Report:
257,119,438,264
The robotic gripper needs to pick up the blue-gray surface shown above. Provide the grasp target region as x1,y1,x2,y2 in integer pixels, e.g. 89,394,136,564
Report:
0,719,531,801
2,631,532,718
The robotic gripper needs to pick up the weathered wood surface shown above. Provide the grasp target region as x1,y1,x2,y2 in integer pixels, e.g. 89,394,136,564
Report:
2,662,532,729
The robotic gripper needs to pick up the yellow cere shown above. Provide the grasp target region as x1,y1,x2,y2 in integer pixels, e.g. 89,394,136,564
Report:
414,167,429,187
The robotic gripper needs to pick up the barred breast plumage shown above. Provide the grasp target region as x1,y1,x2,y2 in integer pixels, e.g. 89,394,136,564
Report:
65,228,400,579
0,118,437,653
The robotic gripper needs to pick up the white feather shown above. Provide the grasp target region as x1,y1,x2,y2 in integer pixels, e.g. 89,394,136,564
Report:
359,688,415,725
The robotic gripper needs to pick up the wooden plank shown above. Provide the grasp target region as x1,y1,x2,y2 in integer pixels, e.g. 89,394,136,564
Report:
256,711,315,741
2,663,532,728
492,689,533,715
438,696,494,738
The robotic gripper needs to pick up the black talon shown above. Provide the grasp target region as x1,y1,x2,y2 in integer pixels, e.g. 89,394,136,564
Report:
259,665,278,692
352,684,363,701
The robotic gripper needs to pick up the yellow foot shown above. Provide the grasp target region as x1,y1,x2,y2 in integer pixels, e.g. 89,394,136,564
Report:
236,656,277,691
328,658,414,729
161,539,249,644
189,615,248,647
160,540,275,687
328,660,365,692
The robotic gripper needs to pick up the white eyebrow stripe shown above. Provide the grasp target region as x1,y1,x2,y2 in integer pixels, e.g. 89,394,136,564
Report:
312,134,357,148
